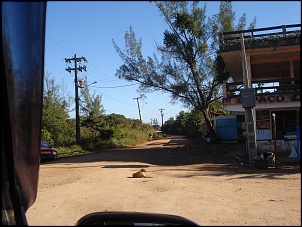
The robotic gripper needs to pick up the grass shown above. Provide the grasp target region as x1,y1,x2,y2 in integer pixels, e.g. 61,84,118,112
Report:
56,131,167,158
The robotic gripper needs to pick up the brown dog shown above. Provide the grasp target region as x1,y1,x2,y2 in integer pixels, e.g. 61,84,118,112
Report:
132,168,153,178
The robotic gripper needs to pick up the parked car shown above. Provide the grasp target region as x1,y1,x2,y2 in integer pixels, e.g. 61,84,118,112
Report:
40,141,58,160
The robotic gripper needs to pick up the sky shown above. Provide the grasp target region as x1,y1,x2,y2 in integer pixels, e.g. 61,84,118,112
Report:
45,1,301,124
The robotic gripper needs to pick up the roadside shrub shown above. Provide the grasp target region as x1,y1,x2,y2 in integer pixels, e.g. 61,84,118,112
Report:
100,128,115,140
41,128,54,145
57,144,83,157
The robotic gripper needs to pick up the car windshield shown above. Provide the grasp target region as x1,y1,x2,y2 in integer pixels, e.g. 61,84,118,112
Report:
2,1,301,226
41,142,51,148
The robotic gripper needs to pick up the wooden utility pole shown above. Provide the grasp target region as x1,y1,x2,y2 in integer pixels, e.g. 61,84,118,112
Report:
159,108,165,131
65,54,87,145
133,97,142,122
240,33,257,164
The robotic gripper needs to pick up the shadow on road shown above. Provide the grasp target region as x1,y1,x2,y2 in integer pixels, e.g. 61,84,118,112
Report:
42,135,300,176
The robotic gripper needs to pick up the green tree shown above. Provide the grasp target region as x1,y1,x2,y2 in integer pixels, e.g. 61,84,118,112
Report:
163,110,204,138
182,109,204,138
78,78,106,143
162,117,179,135
174,111,186,135
42,72,74,146
79,78,105,118
112,1,255,142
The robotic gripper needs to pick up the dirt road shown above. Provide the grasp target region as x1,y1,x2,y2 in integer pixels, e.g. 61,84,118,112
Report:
26,135,301,226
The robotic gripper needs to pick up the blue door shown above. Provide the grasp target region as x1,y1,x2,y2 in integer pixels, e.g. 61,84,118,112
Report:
216,117,238,141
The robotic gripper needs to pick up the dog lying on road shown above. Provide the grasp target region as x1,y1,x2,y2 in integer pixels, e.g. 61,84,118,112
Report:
132,168,153,178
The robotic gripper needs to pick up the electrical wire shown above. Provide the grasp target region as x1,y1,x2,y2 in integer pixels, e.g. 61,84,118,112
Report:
45,36,185,121
45,36,139,101
92,83,139,89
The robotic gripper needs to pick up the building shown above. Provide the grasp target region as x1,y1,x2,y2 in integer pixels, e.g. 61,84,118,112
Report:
218,24,300,158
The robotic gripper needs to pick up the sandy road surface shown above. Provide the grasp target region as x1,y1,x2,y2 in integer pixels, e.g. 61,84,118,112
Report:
26,135,301,226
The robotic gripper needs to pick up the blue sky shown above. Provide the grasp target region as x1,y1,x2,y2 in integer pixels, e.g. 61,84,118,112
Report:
45,1,301,124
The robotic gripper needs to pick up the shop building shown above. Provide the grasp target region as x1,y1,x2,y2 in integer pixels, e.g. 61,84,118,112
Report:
218,24,300,158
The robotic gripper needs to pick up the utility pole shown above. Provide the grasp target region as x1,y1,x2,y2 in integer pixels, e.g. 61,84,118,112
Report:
65,54,87,145
240,33,257,164
133,97,142,122
159,108,165,131
272,113,278,168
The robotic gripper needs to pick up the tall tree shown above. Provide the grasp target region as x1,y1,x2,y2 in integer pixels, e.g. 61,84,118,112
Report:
79,78,105,135
112,1,255,142
79,78,105,118
42,72,74,146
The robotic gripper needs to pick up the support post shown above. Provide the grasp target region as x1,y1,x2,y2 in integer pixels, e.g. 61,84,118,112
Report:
133,97,142,122
240,33,257,164
159,108,165,132
272,113,278,168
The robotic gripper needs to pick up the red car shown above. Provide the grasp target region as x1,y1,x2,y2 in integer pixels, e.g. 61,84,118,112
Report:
40,141,58,160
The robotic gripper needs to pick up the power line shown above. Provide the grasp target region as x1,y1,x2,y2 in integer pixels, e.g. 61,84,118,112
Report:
46,36,74,54
93,83,139,89
90,88,136,107
90,87,159,117
46,43,71,56
46,37,183,122
45,36,139,99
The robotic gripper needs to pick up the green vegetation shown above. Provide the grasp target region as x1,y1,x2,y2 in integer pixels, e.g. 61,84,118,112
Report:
41,73,156,157
42,2,246,156
112,1,255,142
41,71,230,157
57,124,154,158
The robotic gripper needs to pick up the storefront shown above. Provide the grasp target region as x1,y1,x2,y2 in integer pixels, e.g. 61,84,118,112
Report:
255,109,299,156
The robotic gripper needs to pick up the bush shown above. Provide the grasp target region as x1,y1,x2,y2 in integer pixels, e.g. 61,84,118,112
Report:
100,128,115,140
57,144,83,157
41,128,54,145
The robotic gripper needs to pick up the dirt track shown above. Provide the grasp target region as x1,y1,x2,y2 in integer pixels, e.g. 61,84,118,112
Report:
26,135,301,226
